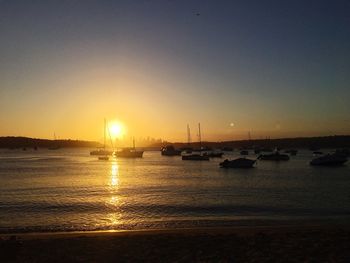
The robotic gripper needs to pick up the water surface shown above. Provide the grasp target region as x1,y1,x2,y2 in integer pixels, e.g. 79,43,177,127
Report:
0,148,349,233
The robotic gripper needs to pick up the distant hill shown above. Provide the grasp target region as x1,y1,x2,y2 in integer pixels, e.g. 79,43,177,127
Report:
152,135,350,150
0,136,101,149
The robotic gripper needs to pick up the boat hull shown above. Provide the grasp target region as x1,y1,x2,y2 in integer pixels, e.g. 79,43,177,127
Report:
310,154,348,166
182,154,209,161
220,158,256,168
115,151,144,158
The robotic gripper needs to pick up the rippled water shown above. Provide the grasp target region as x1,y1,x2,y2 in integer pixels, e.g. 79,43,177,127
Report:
0,148,349,233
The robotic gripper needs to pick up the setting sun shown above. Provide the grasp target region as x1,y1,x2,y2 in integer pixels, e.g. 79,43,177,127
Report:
108,121,125,140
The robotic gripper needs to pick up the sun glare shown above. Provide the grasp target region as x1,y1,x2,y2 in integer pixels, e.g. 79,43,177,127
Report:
108,121,125,139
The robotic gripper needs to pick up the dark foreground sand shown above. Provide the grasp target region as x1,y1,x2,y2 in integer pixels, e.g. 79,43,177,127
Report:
1,225,350,262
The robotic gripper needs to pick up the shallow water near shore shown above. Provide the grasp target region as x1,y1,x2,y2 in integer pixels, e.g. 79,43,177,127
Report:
0,148,349,233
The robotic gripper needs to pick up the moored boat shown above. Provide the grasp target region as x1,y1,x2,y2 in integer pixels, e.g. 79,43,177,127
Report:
161,145,181,156
182,153,209,161
115,148,143,158
204,151,224,158
258,151,290,161
310,153,348,166
115,137,143,158
220,158,256,168
90,119,113,156
182,123,209,161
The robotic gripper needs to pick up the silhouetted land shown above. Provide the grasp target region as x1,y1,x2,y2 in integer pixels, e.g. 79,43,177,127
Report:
1,135,350,150
0,137,100,149
167,135,350,150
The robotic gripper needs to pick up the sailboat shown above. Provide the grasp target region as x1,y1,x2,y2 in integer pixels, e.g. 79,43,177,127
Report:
114,137,144,158
182,123,209,161
90,119,113,156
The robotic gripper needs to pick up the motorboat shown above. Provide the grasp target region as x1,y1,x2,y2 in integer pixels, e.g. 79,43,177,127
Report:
98,156,109,161
310,153,348,166
220,158,256,168
182,153,209,161
161,145,181,156
258,151,290,161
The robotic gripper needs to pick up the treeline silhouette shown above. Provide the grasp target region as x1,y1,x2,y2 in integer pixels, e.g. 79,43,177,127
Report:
0,137,100,149
166,135,350,150
1,135,349,150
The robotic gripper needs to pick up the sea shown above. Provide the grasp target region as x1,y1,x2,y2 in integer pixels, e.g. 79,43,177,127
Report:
0,148,349,234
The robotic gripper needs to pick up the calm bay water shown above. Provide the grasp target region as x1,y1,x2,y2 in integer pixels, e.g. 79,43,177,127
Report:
0,148,349,233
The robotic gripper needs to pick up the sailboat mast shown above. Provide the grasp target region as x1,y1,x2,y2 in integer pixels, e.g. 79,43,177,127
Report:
187,124,191,146
104,118,106,150
198,123,201,150
133,137,135,149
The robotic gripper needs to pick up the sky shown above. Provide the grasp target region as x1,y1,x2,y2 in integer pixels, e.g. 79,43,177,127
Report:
0,0,349,143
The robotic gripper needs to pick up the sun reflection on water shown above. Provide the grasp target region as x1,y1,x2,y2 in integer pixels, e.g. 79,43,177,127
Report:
106,161,123,227
110,161,119,187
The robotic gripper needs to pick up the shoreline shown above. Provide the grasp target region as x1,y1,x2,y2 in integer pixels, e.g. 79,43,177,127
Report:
1,216,350,237
1,224,350,262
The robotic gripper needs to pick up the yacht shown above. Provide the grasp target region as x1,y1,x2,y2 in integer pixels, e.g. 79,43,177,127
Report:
182,123,209,161
90,119,113,156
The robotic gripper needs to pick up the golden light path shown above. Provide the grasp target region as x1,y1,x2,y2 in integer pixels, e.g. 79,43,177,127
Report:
107,161,122,226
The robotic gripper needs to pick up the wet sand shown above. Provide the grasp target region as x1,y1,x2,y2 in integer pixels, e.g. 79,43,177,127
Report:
1,225,350,262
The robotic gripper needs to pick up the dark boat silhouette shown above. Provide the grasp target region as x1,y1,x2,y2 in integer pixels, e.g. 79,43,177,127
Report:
90,119,112,156
220,158,256,168
182,123,209,161
161,145,181,156
310,153,348,166
182,153,209,161
258,151,290,161
115,137,143,158
204,151,224,158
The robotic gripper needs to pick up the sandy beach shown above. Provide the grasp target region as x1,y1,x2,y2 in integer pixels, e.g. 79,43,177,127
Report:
1,224,350,262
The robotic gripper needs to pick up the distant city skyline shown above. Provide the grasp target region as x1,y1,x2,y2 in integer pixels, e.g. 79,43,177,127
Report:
1,0,349,142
